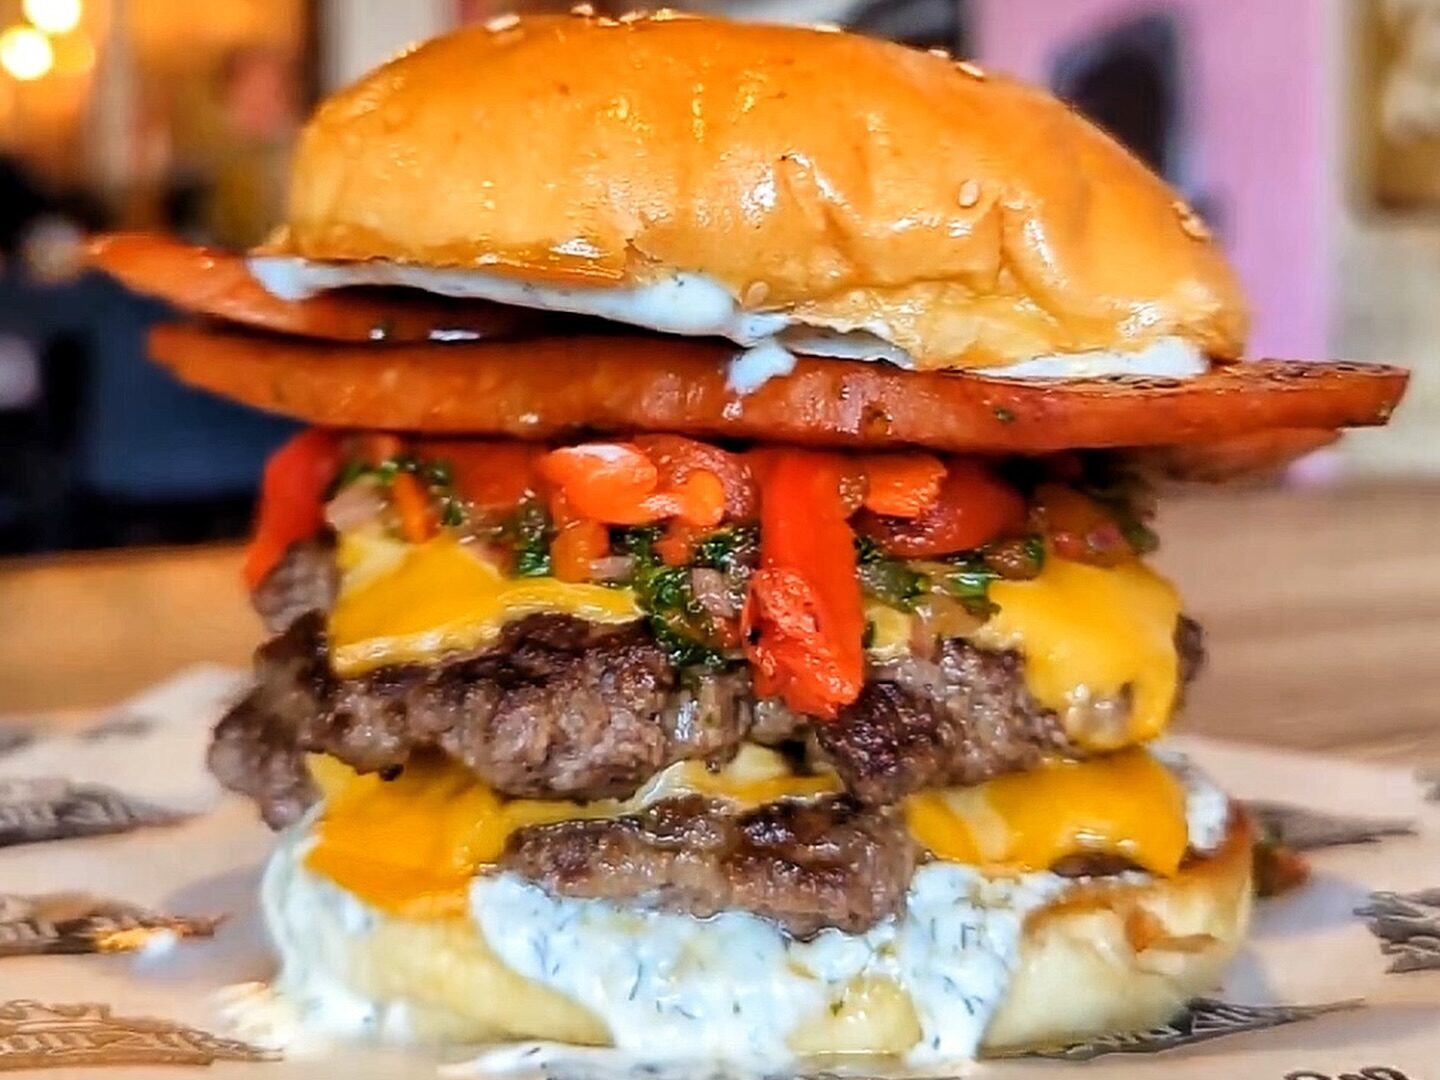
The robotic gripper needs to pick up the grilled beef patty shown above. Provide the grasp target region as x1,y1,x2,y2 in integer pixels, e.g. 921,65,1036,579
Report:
253,538,337,634
499,794,916,937
213,589,1204,826
817,644,1069,804
209,612,751,826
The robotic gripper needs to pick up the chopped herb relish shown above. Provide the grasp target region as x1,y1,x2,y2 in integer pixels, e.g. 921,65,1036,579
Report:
505,496,553,577
1065,456,1159,557
617,525,728,669
856,533,1046,618
928,536,1046,618
691,524,758,573
332,452,461,508
856,535,931,612
322,443,1156,669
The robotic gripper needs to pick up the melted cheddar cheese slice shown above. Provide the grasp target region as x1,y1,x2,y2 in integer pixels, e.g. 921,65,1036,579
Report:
305,747,842,918
904,750,1188,876
864,601,914,660
306,747,1192,919
328,532,642,676
970,556,1182,749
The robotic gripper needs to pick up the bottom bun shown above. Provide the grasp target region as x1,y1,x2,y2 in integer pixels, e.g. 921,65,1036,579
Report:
259,809,1252,1061
985,810,1254,1051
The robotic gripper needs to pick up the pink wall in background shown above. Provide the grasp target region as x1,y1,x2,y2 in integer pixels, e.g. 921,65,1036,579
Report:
974,0,1333,360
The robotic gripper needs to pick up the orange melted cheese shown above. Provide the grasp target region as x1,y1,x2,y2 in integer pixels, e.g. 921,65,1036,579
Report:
903,750,1189,876
305,749,842,918
970,557,1182,749
306,748,1191,919
328,533,642,677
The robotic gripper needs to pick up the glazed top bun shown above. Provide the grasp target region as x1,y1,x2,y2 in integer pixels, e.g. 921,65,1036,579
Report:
273,12,1248,371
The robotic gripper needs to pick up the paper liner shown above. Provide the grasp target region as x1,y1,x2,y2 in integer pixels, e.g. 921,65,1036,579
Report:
1355,890,1440,974
0,1000,274,1071
1001,998,1362,1062
1245,801,1417,850
0,892,222,958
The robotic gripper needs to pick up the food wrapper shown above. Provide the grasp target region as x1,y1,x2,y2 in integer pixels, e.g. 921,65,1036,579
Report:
0,892,222,958
1,669,1438,1078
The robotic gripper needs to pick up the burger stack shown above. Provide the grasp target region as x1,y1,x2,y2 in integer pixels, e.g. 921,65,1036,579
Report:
90,12,1407,1067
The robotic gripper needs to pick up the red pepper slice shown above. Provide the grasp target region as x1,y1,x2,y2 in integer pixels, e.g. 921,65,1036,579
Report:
419,440,545,512
655,519,704,566
391,471,438,544
858,458,1025,557
858,452,946,518
742,451,865,719
633,435,757,521
540,442,724,527
551,520,610,582
243,428,342,590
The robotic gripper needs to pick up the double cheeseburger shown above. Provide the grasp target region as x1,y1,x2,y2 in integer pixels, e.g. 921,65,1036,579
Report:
92,13,1407,1068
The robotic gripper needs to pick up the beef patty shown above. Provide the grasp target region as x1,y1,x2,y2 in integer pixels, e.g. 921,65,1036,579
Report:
499,794,916,937
254,538,337,635
815,619,1203,804
210,612,750,827
212,611,1204,827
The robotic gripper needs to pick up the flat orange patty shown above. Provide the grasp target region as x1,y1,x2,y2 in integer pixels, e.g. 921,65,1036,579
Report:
88,233,534,343
149,323,1406,458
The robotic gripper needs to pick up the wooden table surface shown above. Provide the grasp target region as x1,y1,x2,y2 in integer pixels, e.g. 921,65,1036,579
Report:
2,482,1438,764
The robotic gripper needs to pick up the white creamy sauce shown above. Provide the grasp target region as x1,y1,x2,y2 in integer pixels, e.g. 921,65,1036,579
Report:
247,255,1209,391
976,336,1207,381
727,338,797,392
252,752,1232,1070
257,814,425,1047
439,1044,819,1080
470,863,1066,1068
1154,744,1232,853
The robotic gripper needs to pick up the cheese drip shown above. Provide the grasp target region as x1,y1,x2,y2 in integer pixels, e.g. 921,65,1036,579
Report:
306,747,842,918
306,747,1195,919
971,556,1183,749
328,532,642,677
904,749,1189,876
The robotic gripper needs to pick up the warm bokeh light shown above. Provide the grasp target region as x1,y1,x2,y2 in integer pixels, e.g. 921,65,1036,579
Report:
22,0,83,36
51,30,94,76
0,24,55,81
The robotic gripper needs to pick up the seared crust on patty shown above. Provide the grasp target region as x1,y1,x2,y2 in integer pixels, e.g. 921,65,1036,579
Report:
253,537,338,635
212,608,1204,826
499,794,917,937
820,619,1204,805
209,612,752,826
820,645,1068,805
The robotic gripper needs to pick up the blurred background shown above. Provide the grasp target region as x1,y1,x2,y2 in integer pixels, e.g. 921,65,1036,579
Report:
0,0,1437,559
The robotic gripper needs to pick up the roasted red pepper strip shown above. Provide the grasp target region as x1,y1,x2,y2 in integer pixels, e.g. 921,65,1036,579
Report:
859,452,946,518
391,471,438,544
551,520,610,582
540,442,724,527
743,451,865,719
655,519,704,566
420,440,545,512
243,428,341,590
858,458,1025,557
633,434,757,521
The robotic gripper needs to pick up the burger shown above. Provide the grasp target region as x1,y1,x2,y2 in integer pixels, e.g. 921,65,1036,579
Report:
90,12,1407,1068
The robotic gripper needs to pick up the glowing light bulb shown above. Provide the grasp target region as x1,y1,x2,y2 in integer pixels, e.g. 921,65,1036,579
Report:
22,0,82,36
0,25,54,81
